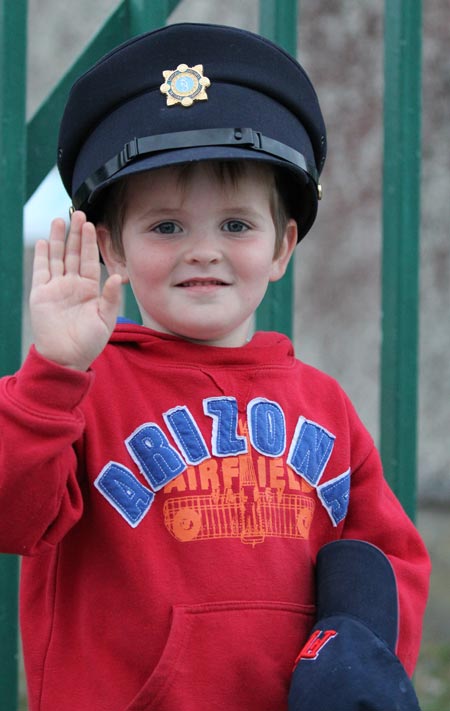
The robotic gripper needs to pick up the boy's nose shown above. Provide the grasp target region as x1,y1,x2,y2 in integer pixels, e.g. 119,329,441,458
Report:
184,232,223,264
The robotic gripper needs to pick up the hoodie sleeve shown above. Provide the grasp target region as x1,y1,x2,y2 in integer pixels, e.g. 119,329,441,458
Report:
0,347,93,555
340,396,431,676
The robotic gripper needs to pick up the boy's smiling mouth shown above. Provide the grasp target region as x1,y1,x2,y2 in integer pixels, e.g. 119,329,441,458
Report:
176,278,230,288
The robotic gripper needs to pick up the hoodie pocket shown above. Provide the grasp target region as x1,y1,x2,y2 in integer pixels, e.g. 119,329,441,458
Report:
126,600,315,711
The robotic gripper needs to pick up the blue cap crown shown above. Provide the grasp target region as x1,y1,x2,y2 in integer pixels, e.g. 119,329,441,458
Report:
58,22,327,241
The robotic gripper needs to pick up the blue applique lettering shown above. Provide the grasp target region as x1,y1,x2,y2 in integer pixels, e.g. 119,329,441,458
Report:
126,423,186,491
248,398,286,456
317,469,351,526
287,417,335,486
164,406,210,465
94,462,154,527
204,397,247,456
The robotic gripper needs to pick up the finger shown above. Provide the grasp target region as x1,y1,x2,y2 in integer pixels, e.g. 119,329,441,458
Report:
31,239,50,289
64,211,85,274
47,218,67,278
79,220,101,282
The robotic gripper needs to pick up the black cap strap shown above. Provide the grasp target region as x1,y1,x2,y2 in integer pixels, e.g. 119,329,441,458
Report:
72,127,319,208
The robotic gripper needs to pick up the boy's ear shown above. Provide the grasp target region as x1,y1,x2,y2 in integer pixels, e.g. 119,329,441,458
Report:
269,219,298,282
96,225,129,283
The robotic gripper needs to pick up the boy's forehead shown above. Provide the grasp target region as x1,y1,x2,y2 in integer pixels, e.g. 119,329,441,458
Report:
132,161,275,185
126,162,275,201
57,22,326,242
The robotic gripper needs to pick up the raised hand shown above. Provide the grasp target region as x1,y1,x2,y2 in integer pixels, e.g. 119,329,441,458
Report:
30,211,123,371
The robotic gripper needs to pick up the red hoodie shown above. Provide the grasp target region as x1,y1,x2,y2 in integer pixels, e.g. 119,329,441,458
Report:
0,325,430,711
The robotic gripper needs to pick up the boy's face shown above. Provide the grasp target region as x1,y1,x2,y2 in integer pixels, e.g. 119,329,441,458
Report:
98,163,297,347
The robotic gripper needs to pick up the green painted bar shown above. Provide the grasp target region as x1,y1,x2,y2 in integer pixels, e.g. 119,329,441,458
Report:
26,3,129,201
26,0,182,200
128,0,170,33
259,0,298,52
381,0,422,519
0,0,27,706
256,0,298,337
0,554,19,709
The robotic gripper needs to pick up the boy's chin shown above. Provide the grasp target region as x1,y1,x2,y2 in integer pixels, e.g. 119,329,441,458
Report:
141,312,252,347
175,324,250,348
180,330,249,348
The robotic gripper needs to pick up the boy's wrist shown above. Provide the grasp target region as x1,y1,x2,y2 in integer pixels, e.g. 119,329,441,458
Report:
8,345,94,413
34,344,92,372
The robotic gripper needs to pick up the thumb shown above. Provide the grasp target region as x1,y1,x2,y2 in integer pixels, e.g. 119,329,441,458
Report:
98,274,124,332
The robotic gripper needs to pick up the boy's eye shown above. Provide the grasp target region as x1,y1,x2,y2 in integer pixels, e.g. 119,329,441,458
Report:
153,221,182,234
222,220,249,233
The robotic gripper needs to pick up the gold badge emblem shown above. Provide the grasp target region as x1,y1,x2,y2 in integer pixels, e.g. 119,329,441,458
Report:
160,64,210,107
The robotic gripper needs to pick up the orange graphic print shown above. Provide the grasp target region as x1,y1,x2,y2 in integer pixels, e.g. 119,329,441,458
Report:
163,420,315,546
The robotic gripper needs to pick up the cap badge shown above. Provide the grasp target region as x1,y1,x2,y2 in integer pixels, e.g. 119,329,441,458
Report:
160,64,210,107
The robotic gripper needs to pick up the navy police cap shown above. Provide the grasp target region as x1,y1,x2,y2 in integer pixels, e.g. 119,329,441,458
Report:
288,541,422,711
57,22,327,241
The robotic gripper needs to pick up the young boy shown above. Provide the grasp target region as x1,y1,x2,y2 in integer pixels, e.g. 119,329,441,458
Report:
0,23,430,711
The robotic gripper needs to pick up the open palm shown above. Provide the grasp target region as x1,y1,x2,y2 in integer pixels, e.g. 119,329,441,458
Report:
30,211,123,371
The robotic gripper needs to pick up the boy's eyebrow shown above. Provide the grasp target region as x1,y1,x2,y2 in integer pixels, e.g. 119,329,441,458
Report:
135,205,267,220
133,205,185,219
218,206,267,219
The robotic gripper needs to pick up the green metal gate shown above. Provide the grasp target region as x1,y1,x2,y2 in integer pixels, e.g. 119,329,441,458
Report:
0,1,422,707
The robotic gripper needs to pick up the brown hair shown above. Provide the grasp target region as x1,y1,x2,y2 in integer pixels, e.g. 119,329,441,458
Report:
100,161,292,260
